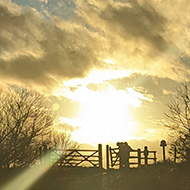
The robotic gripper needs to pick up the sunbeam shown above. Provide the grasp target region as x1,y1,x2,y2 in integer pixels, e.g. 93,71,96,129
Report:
1,152,62,190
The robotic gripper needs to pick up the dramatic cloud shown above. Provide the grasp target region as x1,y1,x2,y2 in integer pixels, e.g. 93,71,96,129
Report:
100,0,168,52
1,0,190,89
0,1,98,86
75,0,190,81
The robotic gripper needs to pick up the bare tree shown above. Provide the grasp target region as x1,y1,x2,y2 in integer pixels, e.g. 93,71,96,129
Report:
50,123,77,149
0,87,79,168
164,82,190,161
47,123,79,166
0,88,54,168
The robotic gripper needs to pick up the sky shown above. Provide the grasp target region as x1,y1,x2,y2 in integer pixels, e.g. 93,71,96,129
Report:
1,0,190,152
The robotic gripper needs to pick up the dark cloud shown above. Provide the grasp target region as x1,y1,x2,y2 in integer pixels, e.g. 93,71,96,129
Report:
110,73,179,98
179,55,190,69
100,0,168,52
108,73,181,126
0,2,97,85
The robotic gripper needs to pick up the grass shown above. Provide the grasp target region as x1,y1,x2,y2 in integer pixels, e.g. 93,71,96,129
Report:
0,163,190,190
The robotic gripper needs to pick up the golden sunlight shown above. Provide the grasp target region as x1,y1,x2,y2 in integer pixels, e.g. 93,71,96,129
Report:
72,87,139,144
56,69,132,88
54,83,149,145
103,58,116,64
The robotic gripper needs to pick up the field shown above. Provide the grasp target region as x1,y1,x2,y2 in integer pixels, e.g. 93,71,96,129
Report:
0,162,190,190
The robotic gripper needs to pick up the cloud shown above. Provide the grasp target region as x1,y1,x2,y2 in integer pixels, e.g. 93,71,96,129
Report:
107,73,182,132
75,0,190,82
0,1,98,86
75,0,169,57
100,0,168,52
1,0,190,90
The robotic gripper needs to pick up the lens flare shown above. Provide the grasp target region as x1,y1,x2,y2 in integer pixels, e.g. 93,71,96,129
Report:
1,152,62,190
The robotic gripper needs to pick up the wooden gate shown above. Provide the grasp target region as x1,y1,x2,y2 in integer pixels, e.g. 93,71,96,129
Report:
41,144,103,168
106,145,157,169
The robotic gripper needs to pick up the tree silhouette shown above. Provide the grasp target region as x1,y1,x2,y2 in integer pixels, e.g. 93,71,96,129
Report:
0,88,54,167
0,88,76,168
164,82,190,161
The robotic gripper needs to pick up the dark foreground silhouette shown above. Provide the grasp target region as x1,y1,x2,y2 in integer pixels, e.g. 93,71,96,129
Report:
0,162,190,190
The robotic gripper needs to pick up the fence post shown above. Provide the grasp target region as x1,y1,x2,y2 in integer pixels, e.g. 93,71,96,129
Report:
137,148,141,167
98,144,103,169
144,146,149,166
106,145,110,170
109,147,113,167
174,147,177,163
153,151,157,164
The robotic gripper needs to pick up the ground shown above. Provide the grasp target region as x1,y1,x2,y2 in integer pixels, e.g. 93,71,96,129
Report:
0,163,190,190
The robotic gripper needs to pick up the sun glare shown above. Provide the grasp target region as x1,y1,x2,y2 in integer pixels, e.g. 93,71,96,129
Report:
56,69,131,89
54,84,147,145
103,58,115,64
51,68,152,145
72,86,141,144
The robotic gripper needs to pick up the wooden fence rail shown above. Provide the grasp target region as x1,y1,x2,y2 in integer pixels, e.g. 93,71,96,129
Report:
40,144,103,168
40,144,156,170
107,145,157,169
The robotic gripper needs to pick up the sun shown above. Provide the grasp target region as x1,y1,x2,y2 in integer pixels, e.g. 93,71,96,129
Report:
53,71,148,145
69,85,142,144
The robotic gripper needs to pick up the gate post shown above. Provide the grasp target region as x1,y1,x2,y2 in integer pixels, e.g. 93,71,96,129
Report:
154,151,157,164
144,146,149,166
106,145,110,170
137,148,141,167
98,144,103,169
